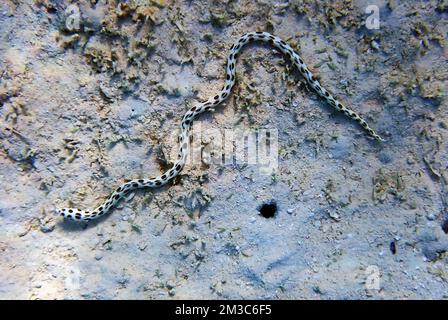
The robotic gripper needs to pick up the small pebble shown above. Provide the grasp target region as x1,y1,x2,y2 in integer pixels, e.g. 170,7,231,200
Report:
328,211,341,221
166,282,175,290
40,224,55,233
371,40,380,50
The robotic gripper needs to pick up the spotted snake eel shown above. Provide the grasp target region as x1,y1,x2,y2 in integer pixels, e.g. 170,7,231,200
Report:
58,32,384,222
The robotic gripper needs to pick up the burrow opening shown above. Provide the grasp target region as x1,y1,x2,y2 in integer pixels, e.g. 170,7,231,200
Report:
258,201,277,218
442,219,448,234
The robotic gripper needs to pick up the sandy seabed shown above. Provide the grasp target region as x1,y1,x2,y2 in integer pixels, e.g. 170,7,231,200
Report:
0,0,447,299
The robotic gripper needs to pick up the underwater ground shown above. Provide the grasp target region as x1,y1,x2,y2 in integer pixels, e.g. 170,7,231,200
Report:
0,0,447,299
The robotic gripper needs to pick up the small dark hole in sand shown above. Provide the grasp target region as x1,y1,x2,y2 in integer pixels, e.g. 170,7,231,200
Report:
259,201,277,218
442,219,448,234
390,241,397,255
46,7,57,14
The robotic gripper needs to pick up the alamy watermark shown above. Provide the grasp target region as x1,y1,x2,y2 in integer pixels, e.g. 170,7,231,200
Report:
65,4,81,31
167,121,279,175
365,5,380,30
64,264,81,292
365,265,381,293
